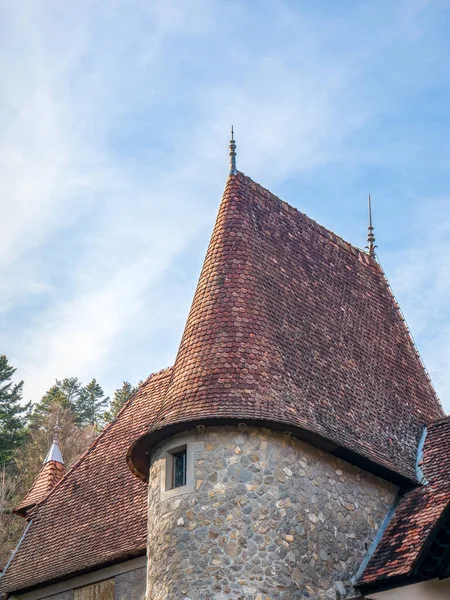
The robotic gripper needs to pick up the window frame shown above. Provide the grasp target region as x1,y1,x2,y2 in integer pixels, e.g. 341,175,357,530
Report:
155,433,198,501
166,444,187,491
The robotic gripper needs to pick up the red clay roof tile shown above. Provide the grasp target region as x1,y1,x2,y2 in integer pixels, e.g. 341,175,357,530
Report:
1,172,445,595
358,416,450,589
0,368,172,594
13,460,66,518
131,172,443,482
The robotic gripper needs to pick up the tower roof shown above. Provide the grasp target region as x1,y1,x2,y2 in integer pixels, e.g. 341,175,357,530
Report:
129,171,443,483
44,441,64,465
13,440,65,518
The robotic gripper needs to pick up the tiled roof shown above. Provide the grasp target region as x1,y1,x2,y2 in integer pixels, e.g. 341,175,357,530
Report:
130,172,443,482
0,368,172,595
358,416,450,590
13,460,66,518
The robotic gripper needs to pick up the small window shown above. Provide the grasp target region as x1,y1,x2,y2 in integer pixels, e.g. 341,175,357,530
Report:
173,449,187,488
166,445,187,490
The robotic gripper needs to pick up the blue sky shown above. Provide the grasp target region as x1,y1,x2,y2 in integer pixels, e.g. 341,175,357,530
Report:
1,0,449,412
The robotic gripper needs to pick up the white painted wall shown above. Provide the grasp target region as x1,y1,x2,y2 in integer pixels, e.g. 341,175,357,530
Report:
368,578,450,600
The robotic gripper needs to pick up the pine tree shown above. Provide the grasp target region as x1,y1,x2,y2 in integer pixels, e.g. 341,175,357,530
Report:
0,355,30,466
30,377,83,426
104,381,137,422
74,379,109,427
15,406,97,492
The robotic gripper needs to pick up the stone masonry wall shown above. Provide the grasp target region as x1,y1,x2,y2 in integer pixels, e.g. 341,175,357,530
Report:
147,426,397,600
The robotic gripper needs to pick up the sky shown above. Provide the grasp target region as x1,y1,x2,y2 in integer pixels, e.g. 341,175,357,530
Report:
1,0,450,412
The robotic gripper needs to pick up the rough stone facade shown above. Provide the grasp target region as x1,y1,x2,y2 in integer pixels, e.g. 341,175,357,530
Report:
147,426,397,600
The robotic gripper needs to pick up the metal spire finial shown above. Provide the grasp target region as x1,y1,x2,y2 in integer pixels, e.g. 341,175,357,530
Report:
44,410,64,465
366,193,377,258
229,125,237,175
53,411,60,444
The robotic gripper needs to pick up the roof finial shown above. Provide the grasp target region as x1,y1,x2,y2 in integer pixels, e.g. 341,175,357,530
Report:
44,410,64,465
366,193,377,258
53,411,60,444
229,125,237,175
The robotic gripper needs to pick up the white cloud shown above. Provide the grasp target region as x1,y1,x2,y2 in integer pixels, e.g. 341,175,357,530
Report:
0,0,449,416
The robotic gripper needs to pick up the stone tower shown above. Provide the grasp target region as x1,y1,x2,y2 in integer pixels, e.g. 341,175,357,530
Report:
128,167,443,599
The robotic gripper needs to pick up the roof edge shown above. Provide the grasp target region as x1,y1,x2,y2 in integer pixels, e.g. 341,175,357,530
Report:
127,417,418,488
358,499,450,594
236,171,377,267
376,260,444,417
23,367,173,518
353,491,402,585
4,548,147,597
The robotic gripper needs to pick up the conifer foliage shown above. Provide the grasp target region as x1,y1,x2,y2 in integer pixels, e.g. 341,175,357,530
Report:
74,378,110,427
0,354,140,565
104,381,138,421
31,377,109,427
0,355,30,467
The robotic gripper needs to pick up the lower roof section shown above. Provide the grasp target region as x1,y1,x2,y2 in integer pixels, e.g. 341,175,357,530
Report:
358,416,450,593
0,368,172,596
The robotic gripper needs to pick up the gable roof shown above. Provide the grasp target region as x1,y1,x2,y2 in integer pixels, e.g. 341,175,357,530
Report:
130,171,443,483
358,416,450,592
0,368,172,595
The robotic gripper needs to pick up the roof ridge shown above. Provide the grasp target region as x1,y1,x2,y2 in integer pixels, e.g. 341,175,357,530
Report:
27,367,173,518
374,261,444,418
238,171,442,420
428,414,450,426
237,171,376,268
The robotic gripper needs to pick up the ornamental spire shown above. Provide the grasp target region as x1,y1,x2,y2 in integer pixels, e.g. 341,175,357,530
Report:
229,126,237,175
44,412,64,465
53,411,60,444
366,193,376,258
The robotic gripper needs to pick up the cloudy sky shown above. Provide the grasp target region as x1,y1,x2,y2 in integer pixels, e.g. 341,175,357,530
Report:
1,0,450,412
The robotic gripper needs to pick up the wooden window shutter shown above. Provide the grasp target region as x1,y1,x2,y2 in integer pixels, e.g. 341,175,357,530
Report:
74,579,115,600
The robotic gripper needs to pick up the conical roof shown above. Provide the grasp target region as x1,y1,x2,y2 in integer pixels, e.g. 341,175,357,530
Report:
13,440,65,518
130,171,443,482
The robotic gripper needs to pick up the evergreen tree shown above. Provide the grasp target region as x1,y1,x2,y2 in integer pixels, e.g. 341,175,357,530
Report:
0,355,30,466
30,377,83,426
74,379,109,427
15,406,97,492
104,381,137,422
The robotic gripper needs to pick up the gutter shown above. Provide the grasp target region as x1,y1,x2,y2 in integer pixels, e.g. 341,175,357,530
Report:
0,520,32,594
415,425,428,485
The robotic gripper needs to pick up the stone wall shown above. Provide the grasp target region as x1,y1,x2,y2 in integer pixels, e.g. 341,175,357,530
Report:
147,426,397,600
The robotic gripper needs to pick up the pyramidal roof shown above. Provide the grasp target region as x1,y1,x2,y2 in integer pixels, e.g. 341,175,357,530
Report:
44,441,64,465
130,171,443,482
13,440,65,518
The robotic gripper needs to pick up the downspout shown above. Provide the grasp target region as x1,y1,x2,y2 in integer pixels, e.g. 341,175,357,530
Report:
415,425,428,485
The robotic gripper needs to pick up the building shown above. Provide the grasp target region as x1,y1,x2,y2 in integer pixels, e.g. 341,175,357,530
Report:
2,135,449,599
